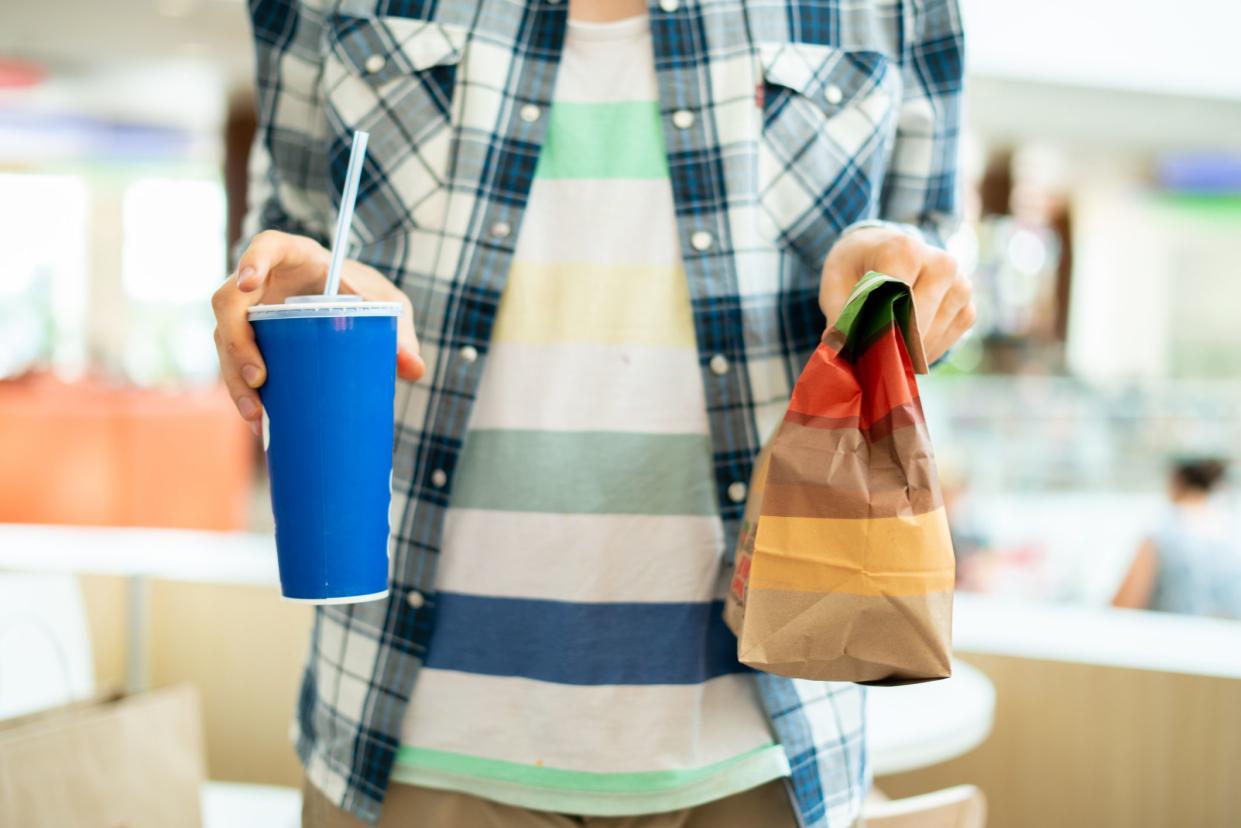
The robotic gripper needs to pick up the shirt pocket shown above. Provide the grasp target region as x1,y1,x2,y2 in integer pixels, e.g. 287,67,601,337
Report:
757,42,900,267
322,15,467,243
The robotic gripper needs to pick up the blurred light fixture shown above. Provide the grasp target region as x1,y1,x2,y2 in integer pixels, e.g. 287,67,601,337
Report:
1007,227,1048,276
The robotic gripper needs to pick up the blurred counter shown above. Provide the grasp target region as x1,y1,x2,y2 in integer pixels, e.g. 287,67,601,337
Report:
954,592,1241,679
2,523,1238,679
0,523,276,586
3,524,1239,827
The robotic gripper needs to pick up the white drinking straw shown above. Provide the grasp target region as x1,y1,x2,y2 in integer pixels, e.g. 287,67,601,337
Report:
323,130,370,297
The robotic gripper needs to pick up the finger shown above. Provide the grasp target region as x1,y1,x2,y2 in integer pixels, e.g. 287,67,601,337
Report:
869,234,924,284
819,285,846,326
819,259,860,325
927,300,977,364
395,299,425,382
397,348,426,382
211,282,268,391
909,250,957,329
927,274,973,342
214,329,263,435
235,230,328,295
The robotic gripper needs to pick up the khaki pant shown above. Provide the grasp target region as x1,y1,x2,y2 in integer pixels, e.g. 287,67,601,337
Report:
302,777,801,828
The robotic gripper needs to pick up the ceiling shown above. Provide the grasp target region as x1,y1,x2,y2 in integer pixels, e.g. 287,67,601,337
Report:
0,0,252,132
1,0,252,82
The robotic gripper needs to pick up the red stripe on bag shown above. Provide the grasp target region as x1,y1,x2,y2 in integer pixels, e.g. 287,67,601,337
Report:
855,324,918,428
787,324,918,428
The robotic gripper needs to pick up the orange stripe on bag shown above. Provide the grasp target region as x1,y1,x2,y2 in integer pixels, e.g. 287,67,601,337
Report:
748,508,955,596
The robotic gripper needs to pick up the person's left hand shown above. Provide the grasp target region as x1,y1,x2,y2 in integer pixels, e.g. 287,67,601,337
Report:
819,225,975,364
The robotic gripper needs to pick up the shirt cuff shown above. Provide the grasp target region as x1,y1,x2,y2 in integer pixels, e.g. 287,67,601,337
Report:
839,219,926,244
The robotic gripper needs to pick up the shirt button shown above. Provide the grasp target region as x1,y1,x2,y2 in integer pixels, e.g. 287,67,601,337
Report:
709,353,729,375
459,345,479,363
671,109,695,129
727,481,748,503
364,54,386,75
430,469,448,488
824,84,844,105
520,104,541,123
406,590,425,609
690,230,714,251
490,220,512,239
659,0,679,11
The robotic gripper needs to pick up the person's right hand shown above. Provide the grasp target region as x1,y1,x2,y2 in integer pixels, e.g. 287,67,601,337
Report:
212,230,425,435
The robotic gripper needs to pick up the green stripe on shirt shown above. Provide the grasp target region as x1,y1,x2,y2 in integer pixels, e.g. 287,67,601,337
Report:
394,743,783,793
391,742,791,817
535,101,669,180
450,430,717,515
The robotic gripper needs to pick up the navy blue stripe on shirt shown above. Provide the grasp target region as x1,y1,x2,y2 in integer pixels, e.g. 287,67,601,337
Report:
422,593,748,685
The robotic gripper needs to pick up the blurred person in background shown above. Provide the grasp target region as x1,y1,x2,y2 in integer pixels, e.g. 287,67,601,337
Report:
940,461,995,591
1113,458,1241,619
212,0,974,826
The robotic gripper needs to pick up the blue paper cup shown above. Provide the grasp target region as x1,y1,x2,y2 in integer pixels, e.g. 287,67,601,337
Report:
248,295,401,603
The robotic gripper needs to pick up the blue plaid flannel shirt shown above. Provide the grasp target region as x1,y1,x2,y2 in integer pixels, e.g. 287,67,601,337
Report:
244,0,963,824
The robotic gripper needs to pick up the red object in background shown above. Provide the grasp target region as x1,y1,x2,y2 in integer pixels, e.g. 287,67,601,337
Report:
0,58,47,88
0,374,254,530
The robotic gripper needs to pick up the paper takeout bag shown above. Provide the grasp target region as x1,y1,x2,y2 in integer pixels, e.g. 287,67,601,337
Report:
725,272,955,685
0,684,206,827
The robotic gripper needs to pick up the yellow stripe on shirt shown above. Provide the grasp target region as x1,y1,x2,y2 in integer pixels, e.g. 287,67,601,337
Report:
491,261,696,347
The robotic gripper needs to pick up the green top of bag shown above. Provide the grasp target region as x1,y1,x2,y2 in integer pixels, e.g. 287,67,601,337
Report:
830,271,929,373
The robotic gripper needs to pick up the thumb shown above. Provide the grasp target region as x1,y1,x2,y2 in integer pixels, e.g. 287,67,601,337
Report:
819,261,860,327
397,347,426,382
395,309,425,381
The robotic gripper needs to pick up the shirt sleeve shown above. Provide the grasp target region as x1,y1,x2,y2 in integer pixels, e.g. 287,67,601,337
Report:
239,0,335,259
852,0,966,249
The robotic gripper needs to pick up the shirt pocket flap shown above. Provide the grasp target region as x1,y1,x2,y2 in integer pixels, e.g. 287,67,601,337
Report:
759,42,894,114
329,15,466,86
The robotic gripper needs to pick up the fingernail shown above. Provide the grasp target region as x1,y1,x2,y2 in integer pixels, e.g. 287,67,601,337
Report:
242,364,262,387
236,396,258,418
249,420,261,437
237,266,256,285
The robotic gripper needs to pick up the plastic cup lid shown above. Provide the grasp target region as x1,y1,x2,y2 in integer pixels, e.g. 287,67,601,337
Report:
248,294,402,321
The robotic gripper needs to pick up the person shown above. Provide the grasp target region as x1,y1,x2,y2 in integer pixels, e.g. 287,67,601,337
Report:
1113,458,1241,619
212,0,972,825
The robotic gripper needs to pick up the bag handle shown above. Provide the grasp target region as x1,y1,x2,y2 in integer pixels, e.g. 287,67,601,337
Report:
0,615,78,715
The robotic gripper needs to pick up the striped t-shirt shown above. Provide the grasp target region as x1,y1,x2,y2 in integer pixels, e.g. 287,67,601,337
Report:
391,13,790,815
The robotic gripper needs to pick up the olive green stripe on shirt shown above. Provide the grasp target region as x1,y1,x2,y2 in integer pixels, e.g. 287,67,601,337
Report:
535,101,668,180
450,430,717,515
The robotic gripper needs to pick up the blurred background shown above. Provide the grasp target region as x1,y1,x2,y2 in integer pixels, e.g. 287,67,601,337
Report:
0,1,1238,826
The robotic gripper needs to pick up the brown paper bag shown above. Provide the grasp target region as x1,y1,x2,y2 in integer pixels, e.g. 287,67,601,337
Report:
0,684,206,827
725,273,955,685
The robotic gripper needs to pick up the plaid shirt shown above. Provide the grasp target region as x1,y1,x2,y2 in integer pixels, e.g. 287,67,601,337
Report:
244,0,963,825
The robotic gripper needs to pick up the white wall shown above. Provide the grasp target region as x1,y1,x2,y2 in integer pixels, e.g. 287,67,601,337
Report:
962,0,1241,101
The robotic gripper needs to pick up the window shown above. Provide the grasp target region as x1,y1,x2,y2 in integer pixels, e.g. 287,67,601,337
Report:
121,177,226,384
0,174,89,378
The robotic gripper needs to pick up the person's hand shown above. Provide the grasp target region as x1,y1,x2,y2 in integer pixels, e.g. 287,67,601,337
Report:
211,230,425,435
820,226,975,364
